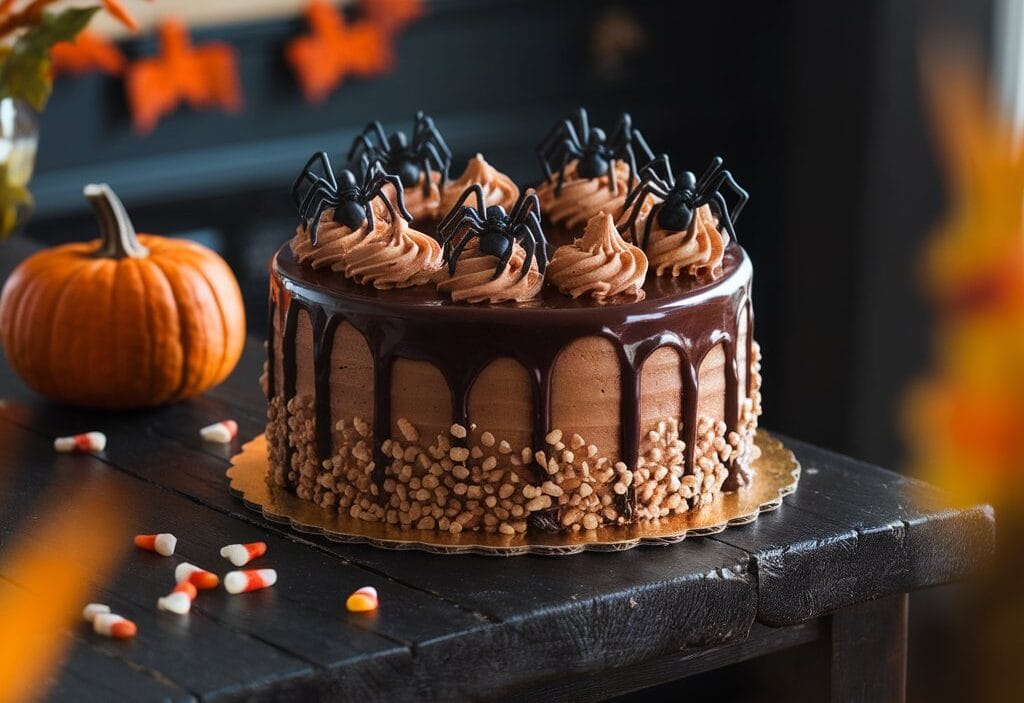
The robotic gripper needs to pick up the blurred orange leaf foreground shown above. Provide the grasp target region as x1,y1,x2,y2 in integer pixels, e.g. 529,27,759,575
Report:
905,53,1024,503
286,0,422,103
126,19,242,134
0,485,125,703
51,31,126,76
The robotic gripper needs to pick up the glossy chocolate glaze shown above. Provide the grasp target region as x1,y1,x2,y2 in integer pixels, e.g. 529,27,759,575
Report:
268,243,754,520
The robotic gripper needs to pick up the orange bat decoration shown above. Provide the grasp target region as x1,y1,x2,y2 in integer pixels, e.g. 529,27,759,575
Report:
125,19,242,134
362,0,424,34
286,0,422,104
51,31,127,77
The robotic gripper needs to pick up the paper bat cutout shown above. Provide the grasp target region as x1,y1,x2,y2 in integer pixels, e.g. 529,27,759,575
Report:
362,0,424,34
51,30,126,76
286,0,422,104
125,19,242,134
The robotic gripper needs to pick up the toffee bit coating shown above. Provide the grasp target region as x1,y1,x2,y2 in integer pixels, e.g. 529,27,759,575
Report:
264,343,763,535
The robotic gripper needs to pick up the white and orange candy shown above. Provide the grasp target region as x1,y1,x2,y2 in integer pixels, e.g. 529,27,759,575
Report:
346,586,378,613
174,562,220,590
224,568,277,594
82,603,110,623
134,533,177,557
200,420,238,444
158,581,197,615
220,541,267,567
54,431,106,453
93,613,137,639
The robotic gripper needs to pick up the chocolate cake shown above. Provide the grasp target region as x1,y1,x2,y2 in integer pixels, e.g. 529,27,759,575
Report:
264,109,761,537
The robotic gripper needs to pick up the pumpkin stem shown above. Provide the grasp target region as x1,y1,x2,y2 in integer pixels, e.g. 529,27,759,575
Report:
84,183,149,259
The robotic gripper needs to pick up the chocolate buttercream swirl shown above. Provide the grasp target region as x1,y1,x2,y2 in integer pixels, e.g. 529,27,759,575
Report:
290,202,442,289
436,240,543,303
439,154,519,215
535,159,645,233
547,211,647,303
645,204,728,280
401,171,442,223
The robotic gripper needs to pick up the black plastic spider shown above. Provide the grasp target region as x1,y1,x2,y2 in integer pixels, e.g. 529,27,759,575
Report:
346,111,452,196
437,185,549,281
621,154,749,250
536,107,654,196
291,151,412,245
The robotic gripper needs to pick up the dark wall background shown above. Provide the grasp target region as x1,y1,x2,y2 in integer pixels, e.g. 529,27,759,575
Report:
21,0,994,473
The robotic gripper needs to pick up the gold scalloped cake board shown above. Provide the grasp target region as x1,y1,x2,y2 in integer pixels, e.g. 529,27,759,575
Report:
227,430,799,556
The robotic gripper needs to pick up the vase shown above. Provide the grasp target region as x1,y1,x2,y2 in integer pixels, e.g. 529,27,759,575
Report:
0,97,38,241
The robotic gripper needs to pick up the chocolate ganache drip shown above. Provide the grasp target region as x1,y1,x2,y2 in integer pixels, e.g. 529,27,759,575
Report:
267,243,755,519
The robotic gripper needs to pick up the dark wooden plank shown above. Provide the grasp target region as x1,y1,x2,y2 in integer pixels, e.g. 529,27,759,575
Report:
830,594,908,703
0,579,197,703
0,417,459,701
710,435,995,626
0,350,762,701
500,619,821,703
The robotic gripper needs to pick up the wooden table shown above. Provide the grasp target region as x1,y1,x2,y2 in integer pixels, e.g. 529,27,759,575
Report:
0,334,995,702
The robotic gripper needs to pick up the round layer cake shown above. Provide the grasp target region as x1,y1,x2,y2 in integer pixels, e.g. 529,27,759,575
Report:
264,109,761,537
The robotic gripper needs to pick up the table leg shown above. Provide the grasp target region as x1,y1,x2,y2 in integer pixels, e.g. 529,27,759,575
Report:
830,593,908,703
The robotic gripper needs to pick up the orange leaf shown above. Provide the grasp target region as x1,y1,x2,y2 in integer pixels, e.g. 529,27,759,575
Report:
51,31,126,76
102,0,138,31
125,19,242,134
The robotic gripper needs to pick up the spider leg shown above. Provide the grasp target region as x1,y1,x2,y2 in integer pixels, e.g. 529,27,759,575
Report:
376,172,413,222
447,227,481,275
636,154,674,190
622,183,665,245
554,144,582,196
510,189,542,223
537,119,582,181
632,128,655,166
641,202,662,250
622,175,668,213
441,211,485,253
298,179,337,225
521,211,548,273
414,113,453,178
438,184,487,237
696,157,723,193
719,169,749,223
707,192,737,241
291,152,337,208
307,195,337,246
575,107,590,143
491,227,519,280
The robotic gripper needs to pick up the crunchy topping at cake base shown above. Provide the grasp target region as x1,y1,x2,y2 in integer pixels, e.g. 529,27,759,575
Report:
266,396,288,488
264,353,763,535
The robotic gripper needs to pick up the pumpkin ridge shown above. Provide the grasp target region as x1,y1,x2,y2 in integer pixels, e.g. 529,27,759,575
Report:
150,256,200,402
42,260,96,399
137,257,184,405
174,245,244,386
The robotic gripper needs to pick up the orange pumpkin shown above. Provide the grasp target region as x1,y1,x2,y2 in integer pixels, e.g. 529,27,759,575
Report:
0,184,246,409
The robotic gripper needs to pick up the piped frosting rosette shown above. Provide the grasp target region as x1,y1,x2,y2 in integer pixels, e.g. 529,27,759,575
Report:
401,171,443,223
535,160,646,235
290,202,443,289
439,154,519,215
547,211,648,303
436,239,544,303
644,203,728,280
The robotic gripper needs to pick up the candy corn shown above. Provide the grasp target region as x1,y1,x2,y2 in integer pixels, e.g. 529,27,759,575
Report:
224,568,277,594
54,431,106,453
200,420,238,443
174,562,220,590
82,603,110,623
220,542,267,567
157,581,198,615
134,533,177,557
346,586,378,613
93,613,137,639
